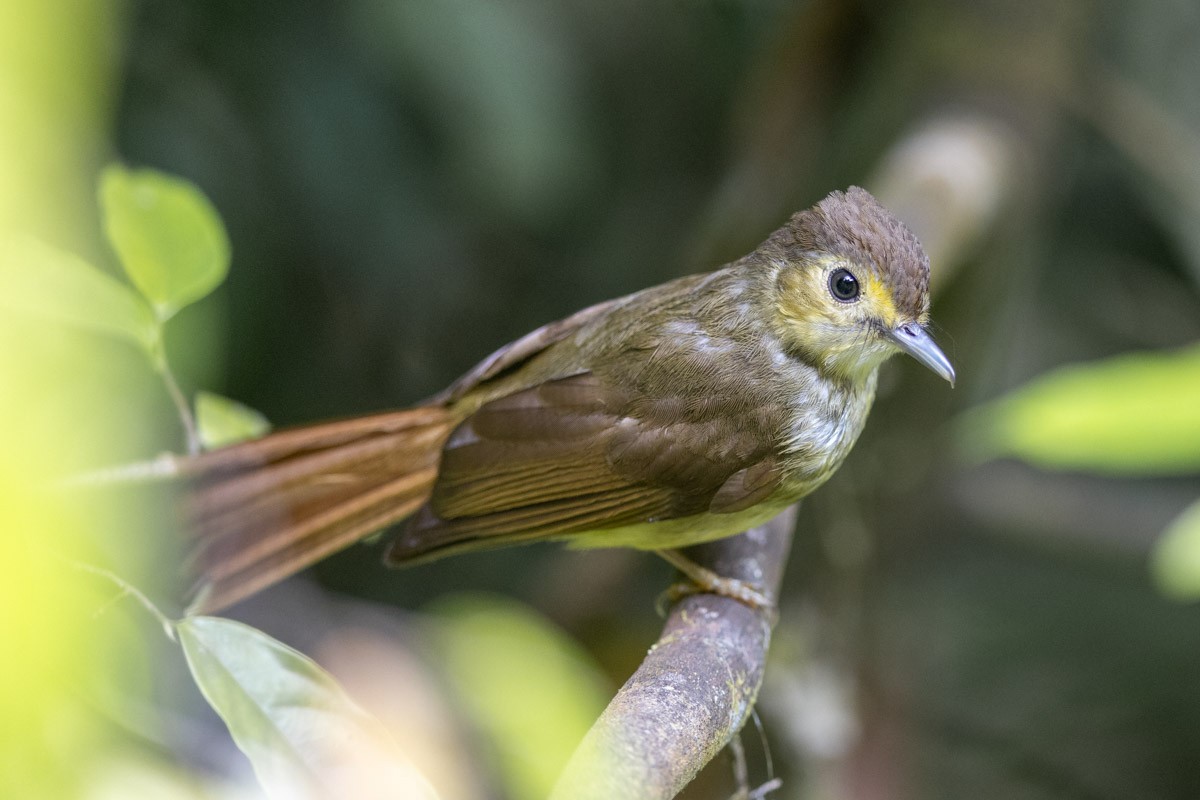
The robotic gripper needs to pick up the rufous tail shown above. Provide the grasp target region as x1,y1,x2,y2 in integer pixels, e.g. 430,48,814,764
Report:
182,405,457,614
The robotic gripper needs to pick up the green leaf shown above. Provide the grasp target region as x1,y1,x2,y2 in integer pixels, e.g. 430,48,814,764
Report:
0,236,157,350
1151,498,1200,601
195,391,270,450
425,594,609,800
177,616,440,800
99,165,230,320
959,344,1200,474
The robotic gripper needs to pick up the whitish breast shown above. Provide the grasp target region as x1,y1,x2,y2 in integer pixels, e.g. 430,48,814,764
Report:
780,371,878,494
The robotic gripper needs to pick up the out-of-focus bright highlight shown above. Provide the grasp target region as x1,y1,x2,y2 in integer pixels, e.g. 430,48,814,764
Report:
960,344,1200,474
1152,499,1200,601
425,594,611,800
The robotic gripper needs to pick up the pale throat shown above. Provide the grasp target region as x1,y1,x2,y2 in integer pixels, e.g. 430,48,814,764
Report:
821,331,896,384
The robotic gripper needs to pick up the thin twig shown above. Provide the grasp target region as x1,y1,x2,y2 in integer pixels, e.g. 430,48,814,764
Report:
158,355,201,456
748,778,783,799
58,452,183,487
750,706,776,785
71,559,177,641
730,733,749,799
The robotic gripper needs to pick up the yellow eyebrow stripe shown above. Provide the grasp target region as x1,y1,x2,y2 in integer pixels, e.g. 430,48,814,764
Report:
863,274,899,328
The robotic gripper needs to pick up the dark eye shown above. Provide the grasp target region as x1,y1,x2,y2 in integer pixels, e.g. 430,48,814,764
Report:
829,268,860,301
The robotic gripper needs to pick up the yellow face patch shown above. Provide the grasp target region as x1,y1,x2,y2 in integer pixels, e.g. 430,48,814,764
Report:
774,258,901,329
772,258,917,381
773,256,840,328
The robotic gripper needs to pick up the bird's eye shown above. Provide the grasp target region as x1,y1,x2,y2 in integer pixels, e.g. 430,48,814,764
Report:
829,268,860,301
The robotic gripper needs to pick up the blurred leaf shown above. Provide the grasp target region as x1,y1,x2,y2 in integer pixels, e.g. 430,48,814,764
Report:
99,166,230,320
85,751,239,800
960,344,1200,474
178,616,440,800
1151,498,1200,601
425,594,609,800
0,236,157,350
196,391,270,450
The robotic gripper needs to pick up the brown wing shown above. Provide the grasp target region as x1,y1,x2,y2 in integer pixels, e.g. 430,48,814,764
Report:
431,295,626,405
385,372,782,562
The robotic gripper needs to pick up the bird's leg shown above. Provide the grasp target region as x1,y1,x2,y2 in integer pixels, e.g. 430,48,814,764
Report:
655,549,775,611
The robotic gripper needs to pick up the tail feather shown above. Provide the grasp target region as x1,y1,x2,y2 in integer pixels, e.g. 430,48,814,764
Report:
183,406,456,613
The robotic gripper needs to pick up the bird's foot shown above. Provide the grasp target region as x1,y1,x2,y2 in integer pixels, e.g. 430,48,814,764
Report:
655,549,776,613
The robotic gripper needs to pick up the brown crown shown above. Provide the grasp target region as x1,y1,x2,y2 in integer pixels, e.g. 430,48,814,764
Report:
770,187,931,318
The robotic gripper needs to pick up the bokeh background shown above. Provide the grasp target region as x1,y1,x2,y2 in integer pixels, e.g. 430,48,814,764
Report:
3,0,1200,798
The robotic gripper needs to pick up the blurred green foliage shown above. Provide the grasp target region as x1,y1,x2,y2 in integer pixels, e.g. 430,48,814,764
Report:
0,237,157,350
1152,499,1200,601
179,615,440,800
3,167,230,364
1,2,151,799
2,156,269,795
962,344,1200,474
100,166,231,323
961,343,1200,601
4,153,615,800
424,594,611,800
195,390,271,450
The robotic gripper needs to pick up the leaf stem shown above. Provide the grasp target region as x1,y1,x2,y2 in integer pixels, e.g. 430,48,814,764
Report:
59,452,182,487
71,560,177,642
152,332,200,455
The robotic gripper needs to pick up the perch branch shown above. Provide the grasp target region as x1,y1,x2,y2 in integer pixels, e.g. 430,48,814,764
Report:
550,506,796,800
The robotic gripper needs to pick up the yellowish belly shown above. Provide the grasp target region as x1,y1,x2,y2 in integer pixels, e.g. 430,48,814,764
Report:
560,497,796,551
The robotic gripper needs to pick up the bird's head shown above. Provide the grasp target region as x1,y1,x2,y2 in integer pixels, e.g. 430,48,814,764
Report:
765,186,955,387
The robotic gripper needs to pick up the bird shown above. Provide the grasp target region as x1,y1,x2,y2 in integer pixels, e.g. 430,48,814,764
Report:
183,186,954,614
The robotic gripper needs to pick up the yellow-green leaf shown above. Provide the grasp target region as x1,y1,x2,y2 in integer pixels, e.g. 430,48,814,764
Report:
196,391,270,450
177,616,440,800
1151,498,1200,601
99,165,230,320
959,344,1200,474
0,236,157,350
425,594,609,800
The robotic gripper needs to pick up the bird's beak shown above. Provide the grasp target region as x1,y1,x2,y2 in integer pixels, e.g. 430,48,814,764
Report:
885,323,955,386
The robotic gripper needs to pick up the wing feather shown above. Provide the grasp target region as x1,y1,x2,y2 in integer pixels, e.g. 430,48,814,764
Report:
386,371,783,563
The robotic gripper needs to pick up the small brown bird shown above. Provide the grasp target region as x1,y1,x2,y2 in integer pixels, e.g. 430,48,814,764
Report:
185,187,954,613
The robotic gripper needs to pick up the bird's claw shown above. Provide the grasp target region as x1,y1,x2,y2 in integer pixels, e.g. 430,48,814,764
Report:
654,549,777,619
